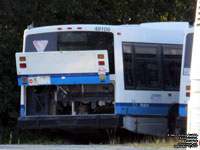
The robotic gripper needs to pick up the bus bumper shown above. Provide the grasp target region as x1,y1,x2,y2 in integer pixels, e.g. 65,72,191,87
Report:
18,114,123,129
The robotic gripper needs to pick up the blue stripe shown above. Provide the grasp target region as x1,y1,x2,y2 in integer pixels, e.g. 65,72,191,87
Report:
18,72,110,86
20,105,24,117
115,103,171,115
179,104,187,116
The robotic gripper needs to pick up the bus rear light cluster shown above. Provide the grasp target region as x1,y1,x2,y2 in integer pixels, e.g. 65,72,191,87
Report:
186,85,190,97
97,54,105,66
19,56,27,68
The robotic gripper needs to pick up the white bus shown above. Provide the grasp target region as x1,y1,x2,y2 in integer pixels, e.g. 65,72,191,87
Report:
177,27,193,133
15,22,189,136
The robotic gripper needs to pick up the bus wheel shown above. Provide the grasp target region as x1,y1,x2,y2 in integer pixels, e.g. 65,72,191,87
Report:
168,104,179,135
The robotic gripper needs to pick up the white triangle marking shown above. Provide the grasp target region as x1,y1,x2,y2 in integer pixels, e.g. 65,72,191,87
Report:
33,40,48,52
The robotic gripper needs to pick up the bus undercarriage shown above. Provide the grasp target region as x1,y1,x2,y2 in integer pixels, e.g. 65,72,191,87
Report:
26,84,115,116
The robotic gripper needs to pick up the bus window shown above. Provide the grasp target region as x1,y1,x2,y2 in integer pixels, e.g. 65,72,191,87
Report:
183,33,193,75
163,45,182,90
123,43,134,89
134,44,160,89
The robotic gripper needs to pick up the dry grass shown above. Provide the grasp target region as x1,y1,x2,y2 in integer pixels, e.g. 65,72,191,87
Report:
121,138,181,149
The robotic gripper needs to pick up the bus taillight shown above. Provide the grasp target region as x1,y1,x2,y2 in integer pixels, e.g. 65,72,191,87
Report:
186,92,190,97
20,63,27,68
98,61,105,65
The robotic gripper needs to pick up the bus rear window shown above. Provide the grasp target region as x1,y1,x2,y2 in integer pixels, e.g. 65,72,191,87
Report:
25,31,114,74
183,33,193,75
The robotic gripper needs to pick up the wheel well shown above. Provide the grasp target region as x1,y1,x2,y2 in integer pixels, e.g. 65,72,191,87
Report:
167,103,179,134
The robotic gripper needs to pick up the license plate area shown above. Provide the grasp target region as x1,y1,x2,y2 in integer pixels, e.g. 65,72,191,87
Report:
28,76,50,85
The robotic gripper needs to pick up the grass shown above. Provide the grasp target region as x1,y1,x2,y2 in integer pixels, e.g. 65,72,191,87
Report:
0,126,64,144
0,126,181,148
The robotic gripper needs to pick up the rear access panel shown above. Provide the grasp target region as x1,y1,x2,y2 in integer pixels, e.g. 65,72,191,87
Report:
16,50,110,86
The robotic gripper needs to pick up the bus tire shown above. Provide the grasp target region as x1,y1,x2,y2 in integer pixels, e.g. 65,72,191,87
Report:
168,104,179,135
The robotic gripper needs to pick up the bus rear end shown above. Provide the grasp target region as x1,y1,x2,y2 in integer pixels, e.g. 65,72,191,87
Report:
16,25,122,130
177,27,194,130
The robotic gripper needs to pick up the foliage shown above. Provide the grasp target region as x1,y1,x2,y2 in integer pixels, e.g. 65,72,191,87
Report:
0,0,196,143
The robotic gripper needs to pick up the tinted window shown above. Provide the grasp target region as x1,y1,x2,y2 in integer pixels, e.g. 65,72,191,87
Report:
134,44,159,89
163,46,182,90
123,43,134,88
184,33,193,68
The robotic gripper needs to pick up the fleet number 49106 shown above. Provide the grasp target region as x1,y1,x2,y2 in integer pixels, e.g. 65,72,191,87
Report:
95,26,111,32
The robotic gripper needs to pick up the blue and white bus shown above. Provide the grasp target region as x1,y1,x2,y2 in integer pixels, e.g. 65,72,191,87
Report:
15,22,189,136
177,27,193,133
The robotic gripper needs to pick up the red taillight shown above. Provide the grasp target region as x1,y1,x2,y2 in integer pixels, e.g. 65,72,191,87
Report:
98,61,105,65
67,27,72,30
20,63,26,68
57,27,62,30
186,92,190,97
77,27,82,30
